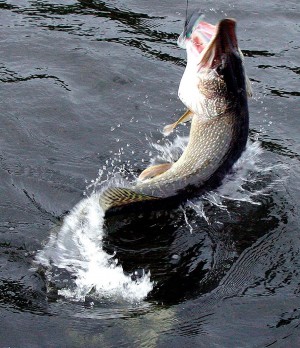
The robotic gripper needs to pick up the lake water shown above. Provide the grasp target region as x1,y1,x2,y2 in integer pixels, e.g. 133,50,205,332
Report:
1,0,300,347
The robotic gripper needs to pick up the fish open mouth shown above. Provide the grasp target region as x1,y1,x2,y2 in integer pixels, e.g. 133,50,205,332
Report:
199,19,238,70
177,12,214,50
178,16,239,71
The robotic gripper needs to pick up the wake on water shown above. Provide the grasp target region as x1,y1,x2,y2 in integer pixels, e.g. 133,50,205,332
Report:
35,194,153,303
35,137,285,304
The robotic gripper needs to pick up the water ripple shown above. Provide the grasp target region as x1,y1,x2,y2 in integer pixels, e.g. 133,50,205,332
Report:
0,66,70,90
1,0,183,65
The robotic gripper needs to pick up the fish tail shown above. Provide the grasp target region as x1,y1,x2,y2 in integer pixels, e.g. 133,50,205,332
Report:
99,187,158,212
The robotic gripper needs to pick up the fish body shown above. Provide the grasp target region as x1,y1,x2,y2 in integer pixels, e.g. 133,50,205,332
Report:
100,18,249,215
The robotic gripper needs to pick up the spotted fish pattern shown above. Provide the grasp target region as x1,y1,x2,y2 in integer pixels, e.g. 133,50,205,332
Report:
100,18,249,214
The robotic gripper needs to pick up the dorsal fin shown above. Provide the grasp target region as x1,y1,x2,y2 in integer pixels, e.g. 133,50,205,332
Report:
99,187,158,212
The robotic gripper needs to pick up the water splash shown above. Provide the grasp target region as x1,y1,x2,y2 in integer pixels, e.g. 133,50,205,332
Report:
35,193,153,303
150,135,188,164
35,134,285,304
187,141,287,223
147,136,287,223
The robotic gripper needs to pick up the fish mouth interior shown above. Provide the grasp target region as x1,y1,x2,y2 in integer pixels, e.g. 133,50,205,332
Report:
199,18,238,70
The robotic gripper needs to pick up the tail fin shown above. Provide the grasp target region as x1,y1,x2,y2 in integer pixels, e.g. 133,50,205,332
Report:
99,187,158,212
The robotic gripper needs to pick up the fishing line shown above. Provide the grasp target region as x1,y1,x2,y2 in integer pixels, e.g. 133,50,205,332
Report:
184,0,189,30
185,0,189,25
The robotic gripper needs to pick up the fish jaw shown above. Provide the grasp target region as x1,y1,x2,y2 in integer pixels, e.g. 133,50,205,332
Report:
178,18,246,119
199,19,248,103
177,12,216,54
199,19,238,70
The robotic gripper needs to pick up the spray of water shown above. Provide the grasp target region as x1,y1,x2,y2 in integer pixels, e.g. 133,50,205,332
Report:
148,136,287,223
36,192,153,303
35,131,285,304
190,141,287,222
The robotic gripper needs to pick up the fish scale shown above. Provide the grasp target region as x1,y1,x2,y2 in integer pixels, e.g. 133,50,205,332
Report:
134,113,235,197
100,18,249,214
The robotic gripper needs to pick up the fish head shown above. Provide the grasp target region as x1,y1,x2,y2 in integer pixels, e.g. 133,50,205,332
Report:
179,18,247,119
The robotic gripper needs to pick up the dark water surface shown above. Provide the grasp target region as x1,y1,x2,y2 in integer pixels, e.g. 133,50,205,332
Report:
1,0,300,347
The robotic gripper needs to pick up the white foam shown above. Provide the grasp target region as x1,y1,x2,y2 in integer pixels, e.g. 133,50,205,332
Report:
35,136,285,304
186,141,287,222
150,135,188,164
36,193,153,303
147,135,286,222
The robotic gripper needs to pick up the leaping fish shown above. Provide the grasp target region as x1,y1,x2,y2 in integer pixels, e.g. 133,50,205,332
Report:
100,17,250,216
163,13,252,136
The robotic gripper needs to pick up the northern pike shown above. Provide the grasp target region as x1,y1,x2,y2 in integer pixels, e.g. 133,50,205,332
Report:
100,17,250,215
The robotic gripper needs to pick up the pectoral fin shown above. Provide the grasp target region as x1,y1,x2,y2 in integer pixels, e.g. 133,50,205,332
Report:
138,163,173,181
163,109,193,136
